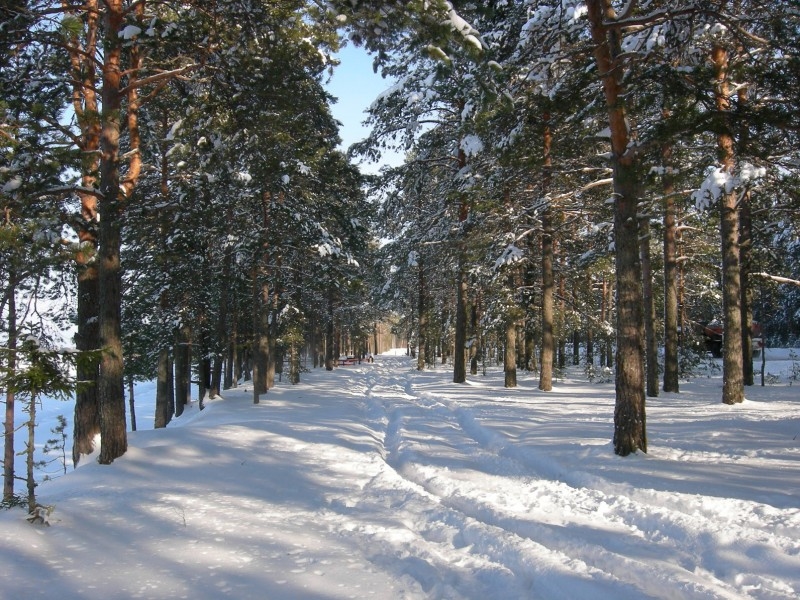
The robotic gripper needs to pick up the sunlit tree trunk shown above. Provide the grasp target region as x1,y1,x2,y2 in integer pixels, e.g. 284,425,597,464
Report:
97,0,129,463
67,0,102,466
712,43,744,405
587,0,647,455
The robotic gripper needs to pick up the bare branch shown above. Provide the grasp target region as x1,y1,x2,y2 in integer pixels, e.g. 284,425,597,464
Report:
117,64,202,98
751,273,800,288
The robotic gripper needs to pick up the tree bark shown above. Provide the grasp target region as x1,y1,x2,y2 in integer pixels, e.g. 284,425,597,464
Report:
253,278,270,396
154,348,173,428
453,143,468,384
712,44,745,405
26,393,37,512
736,61,754,387
174,323,192,416
127,378,136,432
640,217,659,398
267,286,279,389
3,272,17,502
97,0,128,463
227,292,239,388
539,208,555,391
325,287,335,371
417,253,427,371
453,265,468,383
662,139,680,393
470,300,480,375
68,0,102,466
504,314,517,388
740,194,754,386
73,262,100,464
587,0,647,455
198,331,211,409
539,116,555,391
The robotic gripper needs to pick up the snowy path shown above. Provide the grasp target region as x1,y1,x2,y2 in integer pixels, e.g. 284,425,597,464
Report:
350,358,800,599
1,353,799,599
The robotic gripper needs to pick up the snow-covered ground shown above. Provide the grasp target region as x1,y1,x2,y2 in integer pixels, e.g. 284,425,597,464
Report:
1,349,799,599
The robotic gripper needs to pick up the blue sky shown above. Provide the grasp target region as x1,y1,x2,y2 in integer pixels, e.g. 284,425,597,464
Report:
324,44,401,171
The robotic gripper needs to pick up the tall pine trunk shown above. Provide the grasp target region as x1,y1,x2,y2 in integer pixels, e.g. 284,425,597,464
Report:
504,314,517,388
252,278,270,398
662,137,680,392
470,300,480,375
539,118,555,391
3,271,17,502
68,0,102,466
154,348,173,428
736,70,754,387
267,284,279,389
712,44,745,405
453,265,468,383
740,196,754,386
226,292,239,388
417,254,427,371
640,217,659,398
453,144,468,384
587,0,647,455
539,212,555,391
97,1,128,463
174,323,192,416
325,287,335,371
73,262,100,464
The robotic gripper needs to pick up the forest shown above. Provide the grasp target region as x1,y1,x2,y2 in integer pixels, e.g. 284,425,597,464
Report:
2,0,800,509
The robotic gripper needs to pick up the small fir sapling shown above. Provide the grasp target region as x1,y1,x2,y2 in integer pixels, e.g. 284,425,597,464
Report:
1,336,99,520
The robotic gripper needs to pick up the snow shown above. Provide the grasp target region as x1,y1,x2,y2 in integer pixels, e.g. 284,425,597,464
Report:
494,244,524,270
692,164,766,210
2,176,22,192
119,25,142,40
2,351,799,599
459,134,483,157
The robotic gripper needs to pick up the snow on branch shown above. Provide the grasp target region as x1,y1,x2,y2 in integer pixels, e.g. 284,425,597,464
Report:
692,164,766,210
493,244,524,271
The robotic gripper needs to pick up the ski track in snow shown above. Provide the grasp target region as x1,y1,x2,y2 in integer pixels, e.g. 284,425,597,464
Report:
2,353,799,599
350,357,800,599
